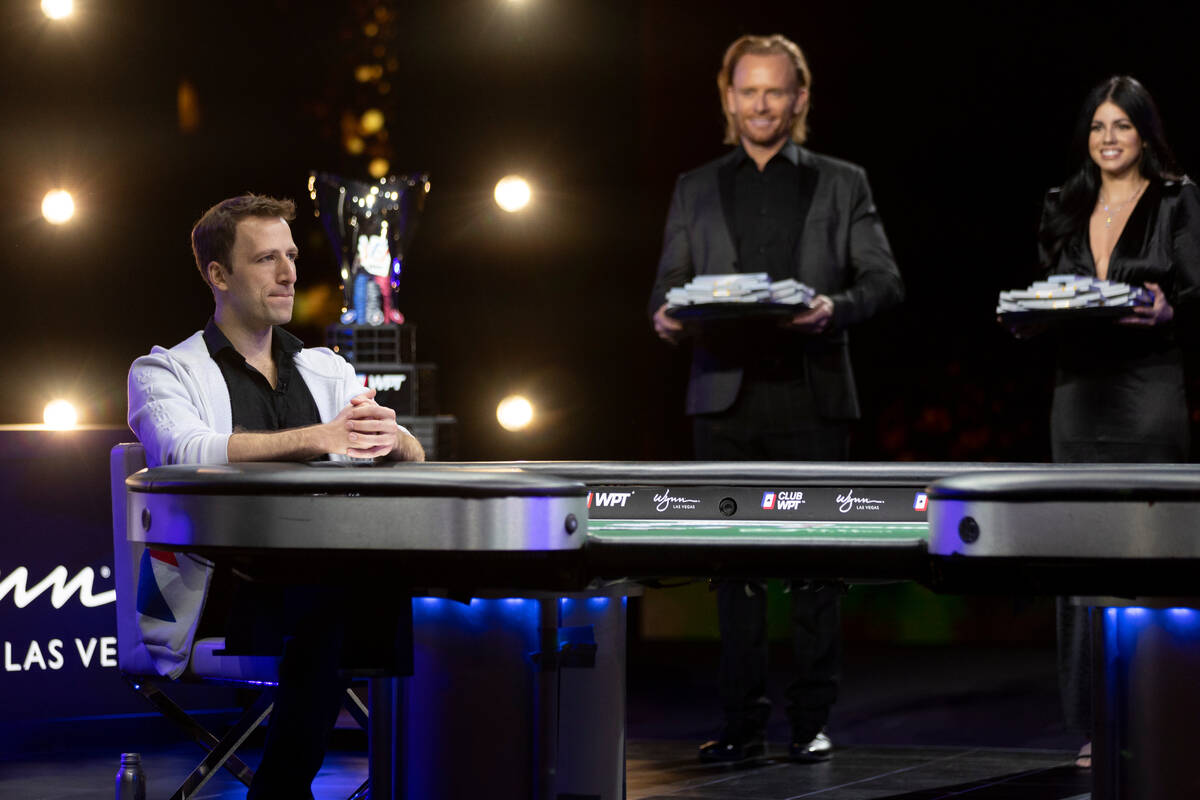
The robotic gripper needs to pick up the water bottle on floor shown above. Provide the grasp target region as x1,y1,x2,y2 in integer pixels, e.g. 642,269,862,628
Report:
115,752,145,800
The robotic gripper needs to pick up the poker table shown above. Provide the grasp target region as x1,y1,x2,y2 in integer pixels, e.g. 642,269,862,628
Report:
927,467,1200,800
125,460,1200,800
125,460,980,588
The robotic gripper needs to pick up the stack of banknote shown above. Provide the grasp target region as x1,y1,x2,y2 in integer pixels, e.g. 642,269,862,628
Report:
997,275,1152,313
667,273,816,308
768,278,817,306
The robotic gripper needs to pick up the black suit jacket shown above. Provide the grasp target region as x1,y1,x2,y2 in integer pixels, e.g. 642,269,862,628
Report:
649,143,904,418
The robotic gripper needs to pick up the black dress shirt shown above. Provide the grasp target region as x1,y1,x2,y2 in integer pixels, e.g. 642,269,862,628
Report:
202,318,322,433
733,146,804,281
201,319,328,653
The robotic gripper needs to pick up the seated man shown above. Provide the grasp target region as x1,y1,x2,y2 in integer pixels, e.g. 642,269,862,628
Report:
128,193,424,799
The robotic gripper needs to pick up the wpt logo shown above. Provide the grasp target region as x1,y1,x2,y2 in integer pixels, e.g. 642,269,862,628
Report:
587,492,633,508
363,373,408,392
0,566,115,609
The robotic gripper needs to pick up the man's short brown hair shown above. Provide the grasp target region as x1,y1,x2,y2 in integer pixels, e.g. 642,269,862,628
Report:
717,34,812,146
191,194,296,287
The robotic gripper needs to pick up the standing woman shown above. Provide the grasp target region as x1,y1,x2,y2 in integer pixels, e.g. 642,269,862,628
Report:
1037,75,1200,767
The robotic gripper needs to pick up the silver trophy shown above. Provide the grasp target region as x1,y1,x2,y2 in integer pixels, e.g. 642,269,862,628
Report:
308,171,430,326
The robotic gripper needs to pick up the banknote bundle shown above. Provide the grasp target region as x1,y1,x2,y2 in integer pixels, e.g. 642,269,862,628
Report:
666,273,816,308
768,279,818,306
997,274,1153,313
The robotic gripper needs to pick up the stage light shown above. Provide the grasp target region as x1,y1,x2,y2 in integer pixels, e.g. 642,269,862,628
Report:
177,80,201,133
368,158,390,179
43,400,78,429
494,175,531,213
355,65,384,83
41,0,73,20
496,395,534,431
360,108,385,134
41,190,75,224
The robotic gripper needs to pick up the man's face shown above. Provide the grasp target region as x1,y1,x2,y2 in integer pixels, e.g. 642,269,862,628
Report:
725,53,807,151
211,216,298,330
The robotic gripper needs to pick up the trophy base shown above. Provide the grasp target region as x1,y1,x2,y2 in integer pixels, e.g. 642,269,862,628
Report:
326,324,416,365
352,363,440,417
397,415,458,460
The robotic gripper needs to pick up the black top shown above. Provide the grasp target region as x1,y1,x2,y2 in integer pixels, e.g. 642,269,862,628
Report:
199,321,329,652
732,146,804,281
203,319,322,434
1038,179,1200,459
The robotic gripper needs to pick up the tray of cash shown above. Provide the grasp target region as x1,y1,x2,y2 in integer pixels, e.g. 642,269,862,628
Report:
997,275,1151,326
998,304,1145,325
664,273,814,322
666,302,806,322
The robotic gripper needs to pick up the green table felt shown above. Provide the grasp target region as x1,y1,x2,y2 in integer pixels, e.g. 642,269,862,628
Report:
587,518,928,546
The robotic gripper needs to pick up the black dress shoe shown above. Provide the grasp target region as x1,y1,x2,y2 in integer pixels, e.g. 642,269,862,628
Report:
698,735,766,763
788,730,832,762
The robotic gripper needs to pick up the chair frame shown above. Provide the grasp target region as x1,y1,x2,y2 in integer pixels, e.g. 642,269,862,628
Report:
112,442,369,799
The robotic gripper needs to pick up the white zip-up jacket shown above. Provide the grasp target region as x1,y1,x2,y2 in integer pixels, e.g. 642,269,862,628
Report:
126,330,369,677
129,330,368,468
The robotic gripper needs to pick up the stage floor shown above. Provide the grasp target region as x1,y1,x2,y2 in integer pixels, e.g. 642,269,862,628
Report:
0,742,1089,800
0,642,1092,800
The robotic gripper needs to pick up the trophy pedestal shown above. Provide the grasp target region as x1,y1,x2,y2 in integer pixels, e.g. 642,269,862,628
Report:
326,324,456,459
327,324,416,365
354,363,439,416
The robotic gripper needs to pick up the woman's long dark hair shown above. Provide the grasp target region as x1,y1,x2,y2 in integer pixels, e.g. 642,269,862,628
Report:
1039,76,1180,265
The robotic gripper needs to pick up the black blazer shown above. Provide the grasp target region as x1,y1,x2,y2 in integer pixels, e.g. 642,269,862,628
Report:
649,143,904,418
1040,178,1200,308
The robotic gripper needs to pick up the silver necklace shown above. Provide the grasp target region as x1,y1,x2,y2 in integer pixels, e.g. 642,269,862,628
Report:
1099,181,1147,227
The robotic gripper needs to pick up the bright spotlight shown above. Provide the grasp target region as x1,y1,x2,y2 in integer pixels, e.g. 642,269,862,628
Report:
494,175,531,213
41,0,73,20
360,108,385,134
496,395,534,432
368,158,390,179
43,399,78,429
42,190,75,224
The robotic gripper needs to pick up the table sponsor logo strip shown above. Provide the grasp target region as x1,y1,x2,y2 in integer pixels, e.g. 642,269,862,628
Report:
585,486,929,522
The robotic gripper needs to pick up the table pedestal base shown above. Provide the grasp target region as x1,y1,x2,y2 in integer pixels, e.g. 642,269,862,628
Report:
1091,600,1200,799
368,593,629,799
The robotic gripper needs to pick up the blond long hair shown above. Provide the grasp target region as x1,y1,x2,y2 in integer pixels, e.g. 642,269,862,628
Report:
717,34,812,145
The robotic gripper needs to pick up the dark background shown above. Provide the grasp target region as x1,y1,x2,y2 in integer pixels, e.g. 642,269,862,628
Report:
4,0,1199,462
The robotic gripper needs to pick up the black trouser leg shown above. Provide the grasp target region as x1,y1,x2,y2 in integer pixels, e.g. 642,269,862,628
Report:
696,374,848,743
1056,598,1092,737
715,580,772,738
247,604,349,800
784,582,841,741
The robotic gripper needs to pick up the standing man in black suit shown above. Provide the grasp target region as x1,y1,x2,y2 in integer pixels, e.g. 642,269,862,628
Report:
648,33,904,764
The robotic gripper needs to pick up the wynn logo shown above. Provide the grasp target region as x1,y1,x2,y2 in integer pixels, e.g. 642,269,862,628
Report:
652,489,702,513
835,489,886,514
0,566,115,609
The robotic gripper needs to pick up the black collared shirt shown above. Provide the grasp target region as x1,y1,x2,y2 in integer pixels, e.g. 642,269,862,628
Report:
202,318,322,433
733,145,804,281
